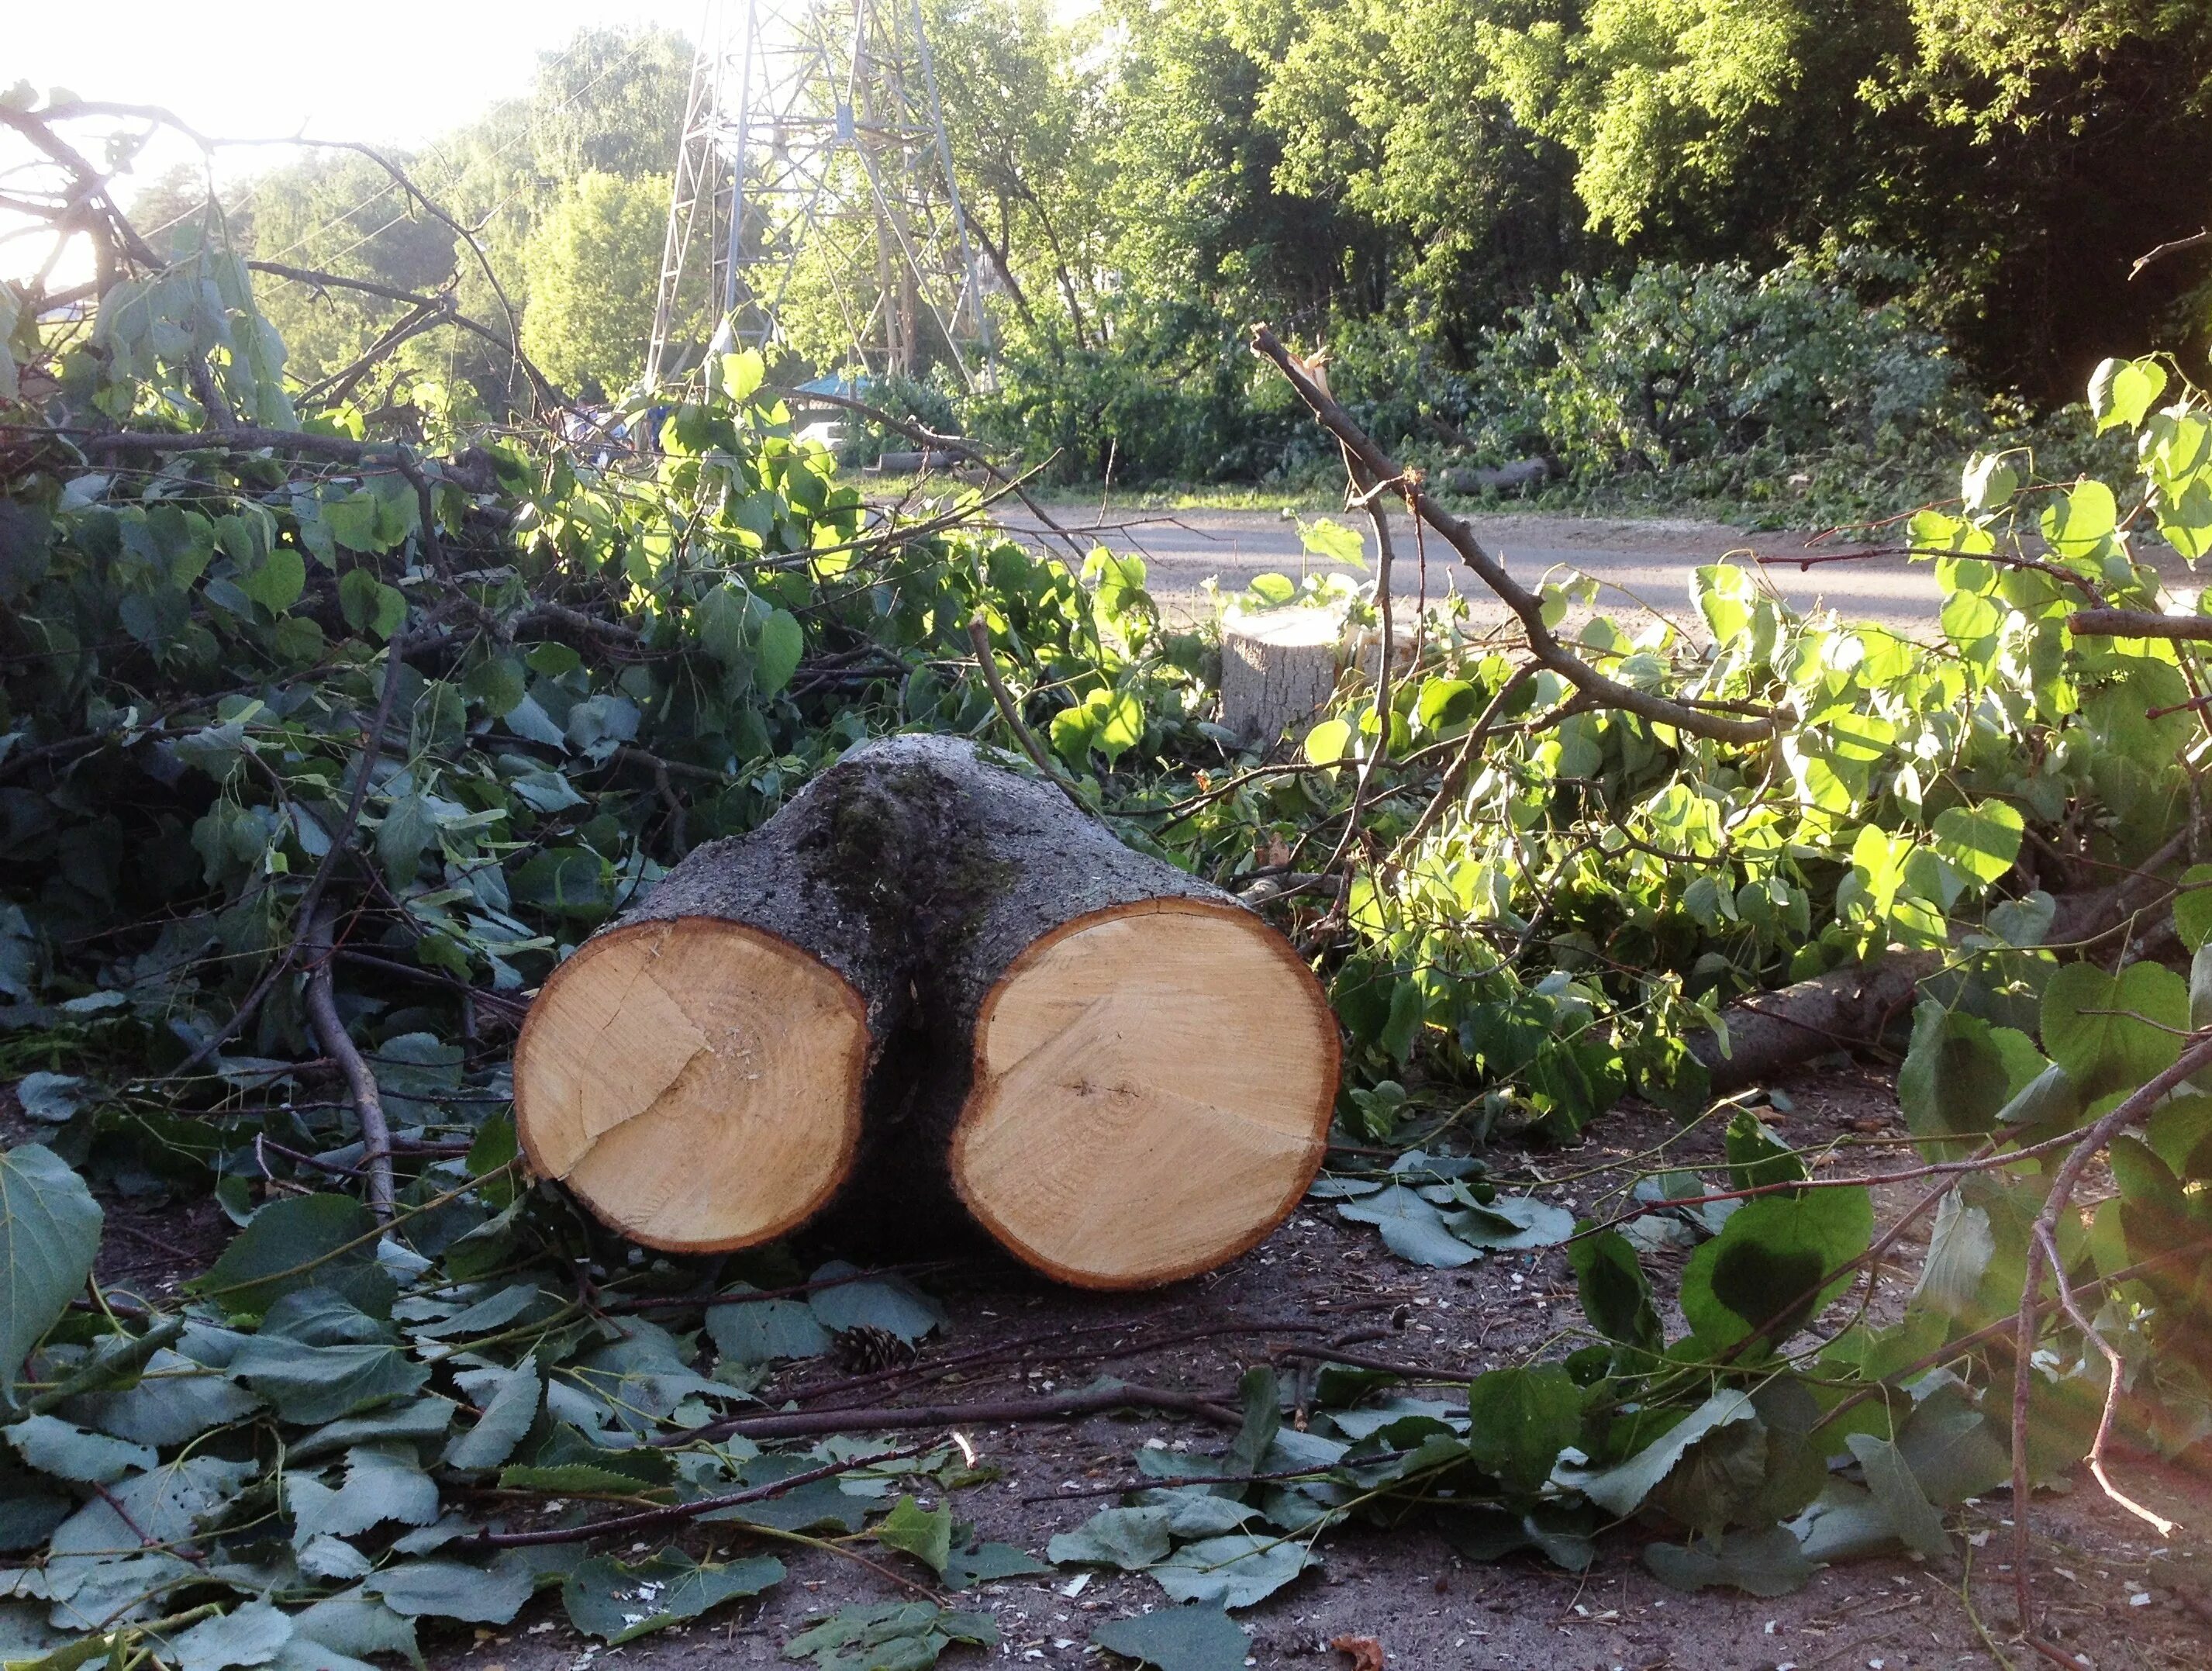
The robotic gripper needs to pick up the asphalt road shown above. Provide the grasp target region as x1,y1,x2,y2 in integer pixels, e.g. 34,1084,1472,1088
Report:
994,506,1943,631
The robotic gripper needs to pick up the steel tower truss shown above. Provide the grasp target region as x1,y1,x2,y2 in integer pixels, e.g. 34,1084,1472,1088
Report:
645,0,993,388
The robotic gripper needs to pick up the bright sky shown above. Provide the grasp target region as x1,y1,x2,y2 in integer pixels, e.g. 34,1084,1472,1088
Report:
4,2,710,282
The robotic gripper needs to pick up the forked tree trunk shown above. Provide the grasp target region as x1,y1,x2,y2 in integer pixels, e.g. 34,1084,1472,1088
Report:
514,734,1340,1287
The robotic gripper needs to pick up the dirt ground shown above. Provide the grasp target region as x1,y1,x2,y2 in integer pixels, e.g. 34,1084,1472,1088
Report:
58,1065,2212,1671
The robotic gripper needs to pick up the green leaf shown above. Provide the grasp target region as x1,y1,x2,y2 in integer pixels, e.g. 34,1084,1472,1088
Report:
226,1333,430,1426
1910,1191,1995,1321
0,1144,102,1410
1844,1434,1950,1560
16,1073,85,1123
1089,1606,1250,1671
1644,1524,1811,1597
1567,1227,1662,1355
2041,961,2190,1094
784,1601,998,1670
873,1496,954,1576
1558,1390,1758,1518
288,1591,418,1665
1095,690,1144,765
1961,451,2019,515
1149,1532,1311,1609
1336,1185,1478,1269
940,1541,1047,1590
1297,517,1365,568
721,348,765,402
708,1290,833,1364
288,1445,440,1541
192,1193,385,1321
323,493,381,553
171,1600,294,1671
223,1292,427,1424
66,1345,261,1446
1897,1003,2014,1153
362,1559,533,1625
1224,1366,1281,1479
2174,865,2212,951
1724,1110,1808,1195
1302,718,1351,766
1931,801,2023,888
2089,357,2166,433
564,1552,784,1645
756,608,805,695
807,1264,946,1342
377,793,440,886
1679,1188,1872,1354
3,1414,154,1484
1463,1365,1583,1495
1047,1505,1173,1569
336,568,406,641
502,1423,676,1494
2041,479,2118,559
239,547,306,616
462,656,527,718
443,1361,540,1471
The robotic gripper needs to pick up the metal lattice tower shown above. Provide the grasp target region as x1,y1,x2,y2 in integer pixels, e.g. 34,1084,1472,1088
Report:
645,0,994,390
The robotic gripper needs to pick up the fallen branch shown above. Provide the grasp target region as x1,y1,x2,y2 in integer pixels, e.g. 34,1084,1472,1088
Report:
1688,827,2193,1092
799,389,1092,564
303,900,395,1218
171,628,414,1079
2011,1030,2212,1631
966,613,1089,810
1250,325,1774,745
457,1442,940,1551
662,1383,1244,1449
2068,608,2212,641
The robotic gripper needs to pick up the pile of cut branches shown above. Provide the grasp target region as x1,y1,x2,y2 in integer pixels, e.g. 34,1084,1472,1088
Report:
7,88,2212,1671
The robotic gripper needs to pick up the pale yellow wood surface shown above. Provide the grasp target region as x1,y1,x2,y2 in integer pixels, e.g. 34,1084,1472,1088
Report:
514,918,868,1252
951,899,1337,1286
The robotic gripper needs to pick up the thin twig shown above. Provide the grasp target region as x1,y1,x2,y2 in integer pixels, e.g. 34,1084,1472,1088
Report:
663,1383,1244,1449
302,899,395,1217
965,613,1090,810
2010,1030,2212,1630
171,627,412,1078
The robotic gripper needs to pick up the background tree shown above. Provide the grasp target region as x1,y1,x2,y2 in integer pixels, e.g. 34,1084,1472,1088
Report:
519,170,671,399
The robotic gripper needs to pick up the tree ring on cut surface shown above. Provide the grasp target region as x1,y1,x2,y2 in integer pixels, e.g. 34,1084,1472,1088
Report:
515,917,868,1252
950,897,1340,1289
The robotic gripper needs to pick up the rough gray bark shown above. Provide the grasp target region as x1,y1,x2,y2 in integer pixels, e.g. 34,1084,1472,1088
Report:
1220,610,1344,747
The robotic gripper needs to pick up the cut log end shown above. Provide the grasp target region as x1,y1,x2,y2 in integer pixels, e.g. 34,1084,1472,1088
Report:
513,918,869,1253
951,899,1339,1289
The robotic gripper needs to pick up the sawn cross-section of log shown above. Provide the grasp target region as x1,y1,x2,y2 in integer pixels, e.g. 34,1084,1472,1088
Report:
514,734,1340,1286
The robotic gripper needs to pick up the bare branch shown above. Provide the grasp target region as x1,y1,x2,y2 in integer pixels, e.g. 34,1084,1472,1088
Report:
1248,325,1774,744
2069,607,2212,641
302,901,395,1218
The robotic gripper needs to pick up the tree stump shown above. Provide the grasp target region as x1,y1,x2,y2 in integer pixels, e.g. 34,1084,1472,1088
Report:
513,735,1340,1286
1220,606,1344,747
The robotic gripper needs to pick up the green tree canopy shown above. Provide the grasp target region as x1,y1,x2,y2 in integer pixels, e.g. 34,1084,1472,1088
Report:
519,171,670,399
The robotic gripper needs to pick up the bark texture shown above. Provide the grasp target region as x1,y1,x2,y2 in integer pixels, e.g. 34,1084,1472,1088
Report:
1220,609,1344,747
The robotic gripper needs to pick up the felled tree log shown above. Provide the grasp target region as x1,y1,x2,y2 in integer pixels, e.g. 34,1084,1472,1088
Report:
1438,457,1555,495
1690,834,2192,1093
514,734,1340,1286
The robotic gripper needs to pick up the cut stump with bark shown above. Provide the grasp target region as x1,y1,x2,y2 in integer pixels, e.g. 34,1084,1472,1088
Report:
514,734,1340,1286
1220,606,1344,747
